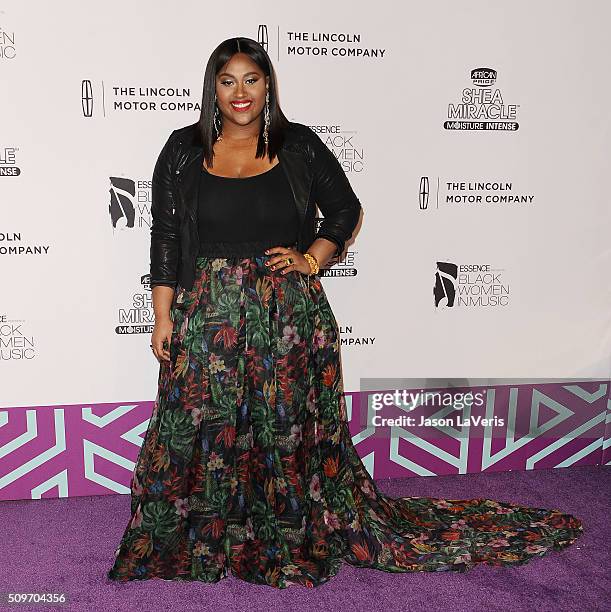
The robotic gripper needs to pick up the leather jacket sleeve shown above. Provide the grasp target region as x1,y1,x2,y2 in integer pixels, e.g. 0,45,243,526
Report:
308,129,363,257
149,131,180,289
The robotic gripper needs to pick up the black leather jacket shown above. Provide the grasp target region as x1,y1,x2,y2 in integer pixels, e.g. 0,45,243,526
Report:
149,120,363,291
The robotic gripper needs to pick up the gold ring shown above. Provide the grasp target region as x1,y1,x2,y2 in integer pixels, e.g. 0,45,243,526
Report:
285,257,293,266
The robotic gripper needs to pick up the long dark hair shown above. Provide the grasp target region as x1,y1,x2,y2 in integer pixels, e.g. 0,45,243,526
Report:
196,37,290,167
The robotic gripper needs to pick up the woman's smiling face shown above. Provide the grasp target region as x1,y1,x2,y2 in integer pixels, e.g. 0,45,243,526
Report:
215,52,269,131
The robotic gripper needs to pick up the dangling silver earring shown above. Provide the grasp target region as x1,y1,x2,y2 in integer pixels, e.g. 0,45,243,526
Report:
213,94,223,141
263,89,270,145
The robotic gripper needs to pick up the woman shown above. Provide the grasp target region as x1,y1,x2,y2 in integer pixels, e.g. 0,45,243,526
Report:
107,37,583,589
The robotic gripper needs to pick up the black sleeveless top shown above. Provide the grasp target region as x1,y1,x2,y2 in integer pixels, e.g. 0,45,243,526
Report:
197,161,299,257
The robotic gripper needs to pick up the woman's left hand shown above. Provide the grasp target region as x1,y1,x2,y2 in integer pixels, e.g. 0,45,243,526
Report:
264,246,311,275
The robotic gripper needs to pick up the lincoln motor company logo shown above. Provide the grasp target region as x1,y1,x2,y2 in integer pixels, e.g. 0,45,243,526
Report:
81,79,199,117
419,176,430,210
81,79,93,117
418,175,536,212
0,231,51,257
257,24,269,52
256,23,386,60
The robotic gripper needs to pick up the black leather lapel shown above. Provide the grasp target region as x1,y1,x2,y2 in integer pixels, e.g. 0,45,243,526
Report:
277,146,311,228
176,144,204,222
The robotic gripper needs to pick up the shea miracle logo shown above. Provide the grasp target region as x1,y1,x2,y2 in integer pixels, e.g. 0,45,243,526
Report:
444,67,520,131
115,274,154,335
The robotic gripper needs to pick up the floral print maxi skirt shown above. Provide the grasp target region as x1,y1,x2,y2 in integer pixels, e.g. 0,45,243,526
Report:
107,254,584,588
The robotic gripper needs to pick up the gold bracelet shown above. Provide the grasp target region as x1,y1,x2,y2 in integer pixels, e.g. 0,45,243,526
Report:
303,252,320,276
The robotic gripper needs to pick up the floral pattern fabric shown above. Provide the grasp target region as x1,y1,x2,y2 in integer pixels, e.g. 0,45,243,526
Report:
107,254,584,588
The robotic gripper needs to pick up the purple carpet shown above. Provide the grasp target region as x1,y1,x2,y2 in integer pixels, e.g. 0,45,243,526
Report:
1,465,607,612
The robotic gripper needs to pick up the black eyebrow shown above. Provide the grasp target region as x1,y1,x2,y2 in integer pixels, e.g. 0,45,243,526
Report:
217,71,260,78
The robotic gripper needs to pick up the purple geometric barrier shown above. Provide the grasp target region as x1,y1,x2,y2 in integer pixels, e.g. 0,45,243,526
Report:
1,380,609,501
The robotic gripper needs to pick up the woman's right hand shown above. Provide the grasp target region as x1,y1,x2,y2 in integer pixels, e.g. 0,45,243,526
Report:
151,318,173,362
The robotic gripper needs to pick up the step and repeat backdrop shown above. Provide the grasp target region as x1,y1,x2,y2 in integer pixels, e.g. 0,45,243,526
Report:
1,1,610,500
